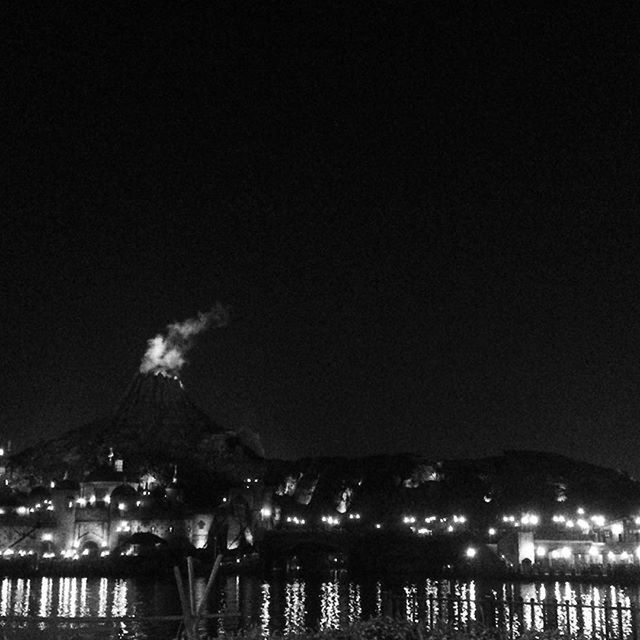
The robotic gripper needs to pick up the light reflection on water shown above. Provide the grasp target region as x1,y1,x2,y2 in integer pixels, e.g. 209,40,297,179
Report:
0,574,639,638
284,580,306,635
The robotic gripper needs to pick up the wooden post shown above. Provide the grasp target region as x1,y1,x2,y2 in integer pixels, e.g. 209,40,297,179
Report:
174,565,194,640
195,554,223,618
187,556,196,616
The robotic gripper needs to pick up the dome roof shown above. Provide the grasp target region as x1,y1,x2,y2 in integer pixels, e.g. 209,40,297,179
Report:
29,486,52,501
110,484,138,500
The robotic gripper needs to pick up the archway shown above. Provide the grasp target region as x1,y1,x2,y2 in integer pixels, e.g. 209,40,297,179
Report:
81,540,100,558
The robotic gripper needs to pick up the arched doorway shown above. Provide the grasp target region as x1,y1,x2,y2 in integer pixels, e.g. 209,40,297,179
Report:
81,540,100,558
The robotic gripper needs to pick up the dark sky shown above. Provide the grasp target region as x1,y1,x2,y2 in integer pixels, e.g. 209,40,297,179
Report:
3,4,640,474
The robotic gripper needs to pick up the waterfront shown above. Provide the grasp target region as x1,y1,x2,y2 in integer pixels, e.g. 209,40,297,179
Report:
2,572,640,638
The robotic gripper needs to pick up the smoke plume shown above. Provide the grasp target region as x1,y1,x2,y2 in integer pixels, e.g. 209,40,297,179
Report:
140,304,229,376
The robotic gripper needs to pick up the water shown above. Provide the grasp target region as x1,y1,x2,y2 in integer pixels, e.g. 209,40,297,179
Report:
1,573,640,639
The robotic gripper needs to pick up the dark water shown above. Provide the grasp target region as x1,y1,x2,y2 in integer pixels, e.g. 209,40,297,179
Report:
1,573,639,639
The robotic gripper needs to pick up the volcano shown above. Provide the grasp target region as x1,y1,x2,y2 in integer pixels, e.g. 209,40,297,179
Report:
106,371,224,452
10,372,263,498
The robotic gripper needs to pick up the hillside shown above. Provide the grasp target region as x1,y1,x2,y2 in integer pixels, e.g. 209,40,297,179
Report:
266,450,640,522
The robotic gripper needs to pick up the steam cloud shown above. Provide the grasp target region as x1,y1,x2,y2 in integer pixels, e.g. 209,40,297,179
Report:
140,304,229,376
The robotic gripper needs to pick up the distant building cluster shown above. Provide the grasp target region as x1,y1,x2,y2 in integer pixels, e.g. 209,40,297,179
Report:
4,370,640,576
0,446,265,560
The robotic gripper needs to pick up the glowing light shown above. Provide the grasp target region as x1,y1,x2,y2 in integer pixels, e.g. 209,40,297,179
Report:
100,550,109,557
375,523,382,529
565,520,574,528
89,495,96,505
465,547,477,558
591,515,605,527
608,551,616,560
536,546,547,557
447,525,454,532
611,522,624,536
488,528,496,536
521,513,539,526
261,507,272,518
348,513,361,520
453,515,467,523
2,549,13,556
76,498,86,507
635,546,640,559
577,519,590,530
402,516,416,524
416,528,431,535
621,551,629,560
118,503,126,511
42,552,55,559
558,547,571,559
16,507,28,516
589,546,600,557
41,533,52,542
576,507,585,515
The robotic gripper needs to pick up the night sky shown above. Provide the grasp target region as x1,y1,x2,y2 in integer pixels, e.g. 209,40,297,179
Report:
4,5,640,475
